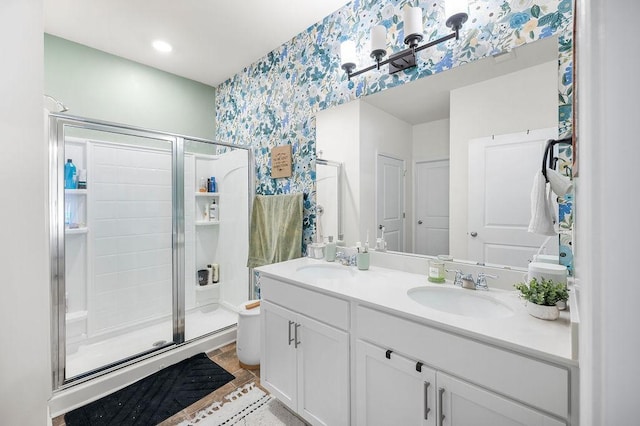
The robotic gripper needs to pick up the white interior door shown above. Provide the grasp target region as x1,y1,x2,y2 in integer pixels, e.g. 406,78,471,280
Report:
468,128,558,268
376,154,404,252
414,160,449,255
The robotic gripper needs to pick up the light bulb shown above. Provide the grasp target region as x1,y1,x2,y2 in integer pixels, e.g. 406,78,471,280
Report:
340,40,357,72
152,40,173,53
370,25,387,56
403,6,423,45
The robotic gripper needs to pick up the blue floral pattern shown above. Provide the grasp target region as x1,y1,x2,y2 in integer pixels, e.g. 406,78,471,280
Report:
216,0,573,271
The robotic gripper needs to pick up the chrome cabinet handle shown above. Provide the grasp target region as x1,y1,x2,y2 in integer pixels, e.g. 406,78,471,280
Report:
470,231,478,237
294,323,301,348
438,387,445,426
424,381,431,420
418,220,423,225
288,320,294,345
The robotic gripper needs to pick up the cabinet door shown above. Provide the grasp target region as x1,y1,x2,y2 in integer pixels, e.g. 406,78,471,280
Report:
437,372,565,426
261,301,297,410
297,313,350,426
356,340,436,426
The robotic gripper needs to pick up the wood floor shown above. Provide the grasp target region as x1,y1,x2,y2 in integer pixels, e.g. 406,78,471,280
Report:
53,342,265,425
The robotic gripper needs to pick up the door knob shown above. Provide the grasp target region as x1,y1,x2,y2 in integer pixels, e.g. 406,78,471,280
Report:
418,220,423,225
470,231,478,237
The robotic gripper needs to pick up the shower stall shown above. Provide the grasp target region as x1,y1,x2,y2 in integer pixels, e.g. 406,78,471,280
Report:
49,114,253,390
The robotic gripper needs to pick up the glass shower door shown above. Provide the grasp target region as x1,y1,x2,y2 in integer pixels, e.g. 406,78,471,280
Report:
182,140,250,341
58,124,177,381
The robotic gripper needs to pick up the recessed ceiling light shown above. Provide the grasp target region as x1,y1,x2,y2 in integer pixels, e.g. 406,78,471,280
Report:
152,40,173,53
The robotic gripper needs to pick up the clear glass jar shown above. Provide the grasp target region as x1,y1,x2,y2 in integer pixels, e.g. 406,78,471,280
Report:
428,260,445,283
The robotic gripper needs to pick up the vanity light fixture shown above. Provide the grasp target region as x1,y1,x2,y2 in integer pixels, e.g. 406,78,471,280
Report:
152,40,173,53
340,0,468,80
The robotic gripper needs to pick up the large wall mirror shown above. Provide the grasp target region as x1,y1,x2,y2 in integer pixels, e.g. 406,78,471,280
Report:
316,35,560,270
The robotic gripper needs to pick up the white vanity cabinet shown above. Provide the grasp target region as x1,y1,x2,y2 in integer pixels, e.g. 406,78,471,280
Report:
437,372,565,426
356,339,565,426
355,305,572,426
260,277,350,426
356,340,437,426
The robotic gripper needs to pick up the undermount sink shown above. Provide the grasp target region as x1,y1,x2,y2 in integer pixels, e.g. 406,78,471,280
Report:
407,286,514,319
296,263,356,280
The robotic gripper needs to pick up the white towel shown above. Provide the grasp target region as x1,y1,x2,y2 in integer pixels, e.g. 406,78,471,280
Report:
528,171,557,236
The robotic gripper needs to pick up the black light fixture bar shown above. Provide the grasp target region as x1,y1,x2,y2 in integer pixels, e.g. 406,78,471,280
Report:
345,31,458,80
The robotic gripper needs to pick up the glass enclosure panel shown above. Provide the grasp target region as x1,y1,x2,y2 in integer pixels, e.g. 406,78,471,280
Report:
316,160,342,242
63,125,175,379
183,140,249,340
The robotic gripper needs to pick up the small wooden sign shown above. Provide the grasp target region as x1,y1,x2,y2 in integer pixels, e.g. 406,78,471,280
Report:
271,145,292,178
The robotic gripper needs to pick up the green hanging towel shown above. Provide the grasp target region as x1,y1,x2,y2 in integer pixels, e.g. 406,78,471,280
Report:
247,193,303,268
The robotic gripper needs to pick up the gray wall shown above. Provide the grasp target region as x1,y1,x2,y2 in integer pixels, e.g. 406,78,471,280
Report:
45,34,216,139
0,1,50,425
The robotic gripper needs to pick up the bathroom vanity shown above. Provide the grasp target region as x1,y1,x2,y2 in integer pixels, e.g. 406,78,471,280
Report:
256,257,578,426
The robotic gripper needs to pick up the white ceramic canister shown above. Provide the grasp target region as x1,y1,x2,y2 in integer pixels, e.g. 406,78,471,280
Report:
527,262,567,285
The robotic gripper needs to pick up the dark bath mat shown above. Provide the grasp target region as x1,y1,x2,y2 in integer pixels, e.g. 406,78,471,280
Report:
65,352,235,426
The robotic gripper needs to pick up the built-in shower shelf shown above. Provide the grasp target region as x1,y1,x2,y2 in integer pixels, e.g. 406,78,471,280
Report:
196,283,220,292
195,221,220,226
66,310,88,322
65,189,87,195
195,192,220,197
66,227,88,234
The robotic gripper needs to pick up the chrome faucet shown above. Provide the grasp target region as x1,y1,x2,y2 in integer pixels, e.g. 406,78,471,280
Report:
475,272,498,291
445,269,498,290
446,269,464,287
336,250,356,266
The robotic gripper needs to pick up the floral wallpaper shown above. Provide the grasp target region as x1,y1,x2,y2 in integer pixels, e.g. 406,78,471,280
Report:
216,0,574,272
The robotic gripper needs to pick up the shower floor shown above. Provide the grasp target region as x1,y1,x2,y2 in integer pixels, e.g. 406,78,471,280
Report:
65,304,238,379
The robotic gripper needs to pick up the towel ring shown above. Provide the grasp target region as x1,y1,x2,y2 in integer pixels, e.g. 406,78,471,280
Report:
542,137,572,181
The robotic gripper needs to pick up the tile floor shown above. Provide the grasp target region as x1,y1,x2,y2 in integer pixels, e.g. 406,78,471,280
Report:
53,342,265,426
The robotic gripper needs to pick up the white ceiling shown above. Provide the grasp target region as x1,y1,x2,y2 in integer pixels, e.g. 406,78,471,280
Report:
44,0,351,87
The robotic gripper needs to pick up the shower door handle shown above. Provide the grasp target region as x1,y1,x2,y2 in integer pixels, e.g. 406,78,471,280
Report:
288,321,295,345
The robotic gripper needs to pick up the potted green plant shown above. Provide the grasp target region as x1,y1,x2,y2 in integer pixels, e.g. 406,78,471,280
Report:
514,277,569,320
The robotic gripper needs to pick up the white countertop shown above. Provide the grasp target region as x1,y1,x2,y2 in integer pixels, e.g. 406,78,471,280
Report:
256,257,577,366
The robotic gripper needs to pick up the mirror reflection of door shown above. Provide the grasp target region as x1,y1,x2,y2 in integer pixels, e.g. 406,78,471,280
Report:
414,159,449,255
467,127,558,267
376,154,404,252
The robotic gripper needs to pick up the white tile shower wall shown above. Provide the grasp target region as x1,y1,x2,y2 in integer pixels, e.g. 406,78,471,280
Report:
90,143,173,337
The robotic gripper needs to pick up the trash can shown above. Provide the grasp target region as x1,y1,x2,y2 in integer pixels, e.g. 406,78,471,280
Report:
236,300,261,370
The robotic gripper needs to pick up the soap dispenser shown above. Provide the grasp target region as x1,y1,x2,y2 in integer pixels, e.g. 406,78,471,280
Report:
325,236,337,262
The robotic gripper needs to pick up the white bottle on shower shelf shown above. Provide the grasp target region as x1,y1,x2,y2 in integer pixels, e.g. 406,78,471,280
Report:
206,264,213,286
209,199,218,221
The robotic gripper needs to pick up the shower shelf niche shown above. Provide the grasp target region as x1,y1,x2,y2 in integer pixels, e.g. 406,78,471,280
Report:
65,187,87,235
65,227,88,235
195,220,220,226
65,189,87,195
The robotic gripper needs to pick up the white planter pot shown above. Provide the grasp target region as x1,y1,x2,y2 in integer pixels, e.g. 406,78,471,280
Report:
526,302,559,320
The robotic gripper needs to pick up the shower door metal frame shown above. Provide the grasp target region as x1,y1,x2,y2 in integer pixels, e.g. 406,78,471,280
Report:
49,114,254,390
316,158,344,240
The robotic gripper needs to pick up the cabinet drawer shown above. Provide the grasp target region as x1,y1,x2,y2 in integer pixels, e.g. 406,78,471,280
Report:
261,276,349,330
356,305,569,419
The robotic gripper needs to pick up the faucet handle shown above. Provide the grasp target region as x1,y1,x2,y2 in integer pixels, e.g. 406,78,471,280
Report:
446,269,464,286
476,273,498,290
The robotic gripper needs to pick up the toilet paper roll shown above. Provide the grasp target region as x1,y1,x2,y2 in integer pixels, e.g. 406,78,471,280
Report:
547,168,573,196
